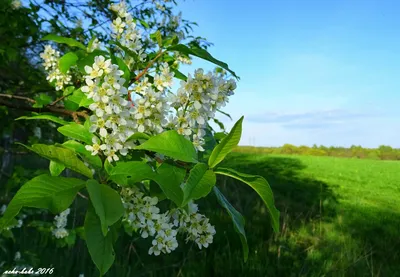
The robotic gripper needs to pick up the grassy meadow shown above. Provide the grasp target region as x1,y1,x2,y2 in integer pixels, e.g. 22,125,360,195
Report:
2,150,400,277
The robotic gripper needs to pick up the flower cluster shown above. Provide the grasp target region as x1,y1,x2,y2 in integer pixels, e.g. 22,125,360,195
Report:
40,45,72,91
172,202,216,249
121,187,215,255
110,1,145,67
168,69,236,151
82,56,136,162
121,187,178,256
52,208,70,239
174,52,192,65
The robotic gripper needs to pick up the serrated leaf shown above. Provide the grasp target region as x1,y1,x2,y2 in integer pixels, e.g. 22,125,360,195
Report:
213,186,248,262
86,180,125,236
59,52,78,74
58,123,95,145
167,44,238,79
19,143,93,178
62,140,102,168
84,204,115,276
49,161,65,176
181,163,216,206
42,34,86,50
0,175,85,230
208,116,243,168
16,115,69,125
135,130,197,163
214,168,280,233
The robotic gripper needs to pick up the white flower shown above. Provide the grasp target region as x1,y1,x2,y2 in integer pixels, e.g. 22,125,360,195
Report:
40,45,72,91
112,17,126,35
85,137,106,155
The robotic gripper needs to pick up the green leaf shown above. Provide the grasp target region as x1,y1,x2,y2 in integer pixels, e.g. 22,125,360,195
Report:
181,163,216,206
135,130,197,163
19,143,93,178
0,175,85,230
109,161,185,206
42,34,86,50
63,99,79,111
67,89,85,105
139,19,149,29
104,160,113,175
32,93,52,108
86,180,125,236
153,162,185,206
79,94,94,108
171,68,187,81
108,161,156,186
58,123,95,145
62,140,102,168
59,52,78,74
213,186,248,262
213,118,225,131
214,168,280,233
208,116,243,168
127,132,150,141
150,30,162,47
214,132,227,142
217,109,232,120
84,204,115,276
63,86,75,96
49,161,65,176
16,114,69,125
167,44,238,79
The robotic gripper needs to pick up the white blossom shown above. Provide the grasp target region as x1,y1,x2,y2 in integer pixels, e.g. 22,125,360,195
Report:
40,45,72,91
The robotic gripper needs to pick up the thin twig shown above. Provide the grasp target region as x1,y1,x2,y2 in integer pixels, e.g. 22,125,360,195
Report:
0,94,36,103
49,95,67,106
133,50,165,82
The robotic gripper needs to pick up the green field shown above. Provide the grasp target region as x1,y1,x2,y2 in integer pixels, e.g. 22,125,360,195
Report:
4,152,400,277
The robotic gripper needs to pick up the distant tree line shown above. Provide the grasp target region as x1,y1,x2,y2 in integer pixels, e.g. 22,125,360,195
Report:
234,144,400,160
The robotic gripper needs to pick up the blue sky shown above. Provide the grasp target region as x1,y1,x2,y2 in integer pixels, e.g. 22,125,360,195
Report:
177,0,400,147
